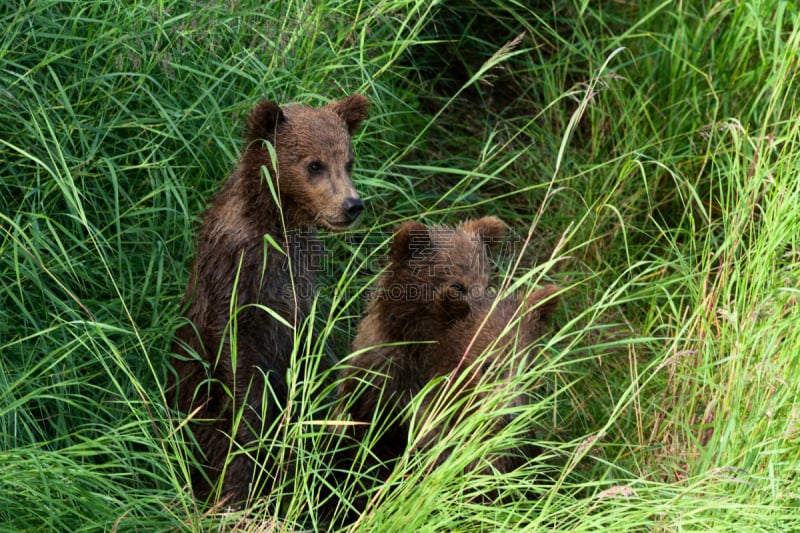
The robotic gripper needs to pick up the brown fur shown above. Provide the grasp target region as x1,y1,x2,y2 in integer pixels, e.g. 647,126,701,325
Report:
415,285,559,472
167,94,369,506
336,218,558,502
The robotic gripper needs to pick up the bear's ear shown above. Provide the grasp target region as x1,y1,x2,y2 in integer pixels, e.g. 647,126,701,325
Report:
391,220,430,263
523,285,560,326
460,216,507,248
326,93,370,134
246,100,286,144
436,283,471,323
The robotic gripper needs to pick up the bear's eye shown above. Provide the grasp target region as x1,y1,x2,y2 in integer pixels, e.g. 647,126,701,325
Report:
481,359,493,374
307,161,323,174
346,159,355,173
449,283,465,294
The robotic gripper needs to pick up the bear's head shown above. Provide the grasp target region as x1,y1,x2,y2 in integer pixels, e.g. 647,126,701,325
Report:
244,94,370,231
370,217,507,337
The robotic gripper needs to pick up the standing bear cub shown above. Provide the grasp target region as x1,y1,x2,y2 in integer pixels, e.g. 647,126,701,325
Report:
336,218,559,499
168,94,370,506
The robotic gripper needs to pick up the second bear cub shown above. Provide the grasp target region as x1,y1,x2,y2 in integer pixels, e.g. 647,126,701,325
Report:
337,218,558,482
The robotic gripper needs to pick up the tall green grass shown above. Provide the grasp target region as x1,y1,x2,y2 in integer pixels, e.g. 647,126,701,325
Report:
2,0,798,530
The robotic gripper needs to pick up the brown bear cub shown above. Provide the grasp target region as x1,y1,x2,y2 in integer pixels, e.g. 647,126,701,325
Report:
336,218,558,503
168,94,370,506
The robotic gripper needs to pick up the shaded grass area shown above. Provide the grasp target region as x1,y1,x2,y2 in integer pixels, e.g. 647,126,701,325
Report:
1,0,799,530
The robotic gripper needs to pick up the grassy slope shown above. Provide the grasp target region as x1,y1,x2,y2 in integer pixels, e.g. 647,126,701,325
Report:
1,0,798,530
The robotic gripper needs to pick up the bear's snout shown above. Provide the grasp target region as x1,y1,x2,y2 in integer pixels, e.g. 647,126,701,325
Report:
342,196,364,223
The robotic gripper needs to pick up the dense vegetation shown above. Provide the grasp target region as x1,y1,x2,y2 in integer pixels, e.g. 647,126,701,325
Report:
1,1,798,530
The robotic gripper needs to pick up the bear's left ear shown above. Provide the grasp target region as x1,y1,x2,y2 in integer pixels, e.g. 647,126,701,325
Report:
460,216,507,248
246,100,286,144
391,220,430,263
326,93,370,134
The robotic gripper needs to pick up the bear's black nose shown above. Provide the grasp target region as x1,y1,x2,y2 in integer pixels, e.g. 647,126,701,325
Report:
342,197,364,222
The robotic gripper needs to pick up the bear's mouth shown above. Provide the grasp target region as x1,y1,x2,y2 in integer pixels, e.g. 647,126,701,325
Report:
320,216,357,231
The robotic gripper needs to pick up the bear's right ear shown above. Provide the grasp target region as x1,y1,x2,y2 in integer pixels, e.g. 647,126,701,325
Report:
391,220,430,263
460,216,507,248
246,100,286,144
326,94,370,134
523,285,560,326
